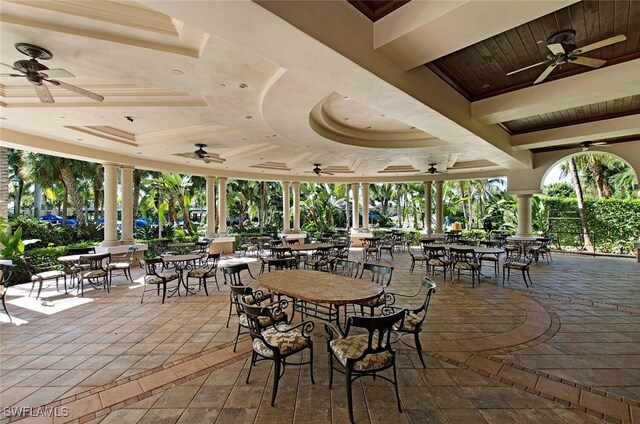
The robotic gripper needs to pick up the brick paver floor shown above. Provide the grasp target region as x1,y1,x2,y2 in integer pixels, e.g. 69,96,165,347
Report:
1,249,638,423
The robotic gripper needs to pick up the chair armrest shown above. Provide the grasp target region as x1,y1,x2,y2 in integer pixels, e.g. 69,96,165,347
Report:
274,320,314,338
324,322,344,341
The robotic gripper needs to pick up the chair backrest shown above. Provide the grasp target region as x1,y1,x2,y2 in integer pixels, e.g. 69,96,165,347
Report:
450,247,476,263
407,246,422,258
272,246,291,259
423,245,446,258
144,257,163,275
313,246,332,259
222,263,255,286
344,309,405,358
359,263,393,288
270,239,283,249
195,241,210,253
229,285,259,316
79,253,111,270
0,264,15,285
240,298,288,337
285,239,300,246
273,257,297,270
206,253,221,266
333,259,360,278
413,278,437,317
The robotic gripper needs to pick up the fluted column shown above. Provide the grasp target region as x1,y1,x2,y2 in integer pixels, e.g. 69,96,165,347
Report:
424,181,432,233
205,176,217,238
516,194,533,237
362,183,370,230
120,165,135,245
218,177,228,236
435,180,444,233
282,181,291,233
352,183,360,230
292,182,301,232
102,163,119,246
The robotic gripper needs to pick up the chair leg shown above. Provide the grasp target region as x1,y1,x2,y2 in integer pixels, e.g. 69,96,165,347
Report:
233,324,242,352
246,350,256,383
226,295,233,328
161,282,167,303
309,344,315,384
202,278,209,296
271,358,281,406
328,352,334,388
2,294,11,322
346,368,354,424
410,261,415,274
392,362,402,412
36,279,44,299
414,332,426,368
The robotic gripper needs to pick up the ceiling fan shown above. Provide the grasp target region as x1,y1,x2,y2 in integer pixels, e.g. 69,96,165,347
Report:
0,43,104,103
424,163,447,175
580,140,607,152
305,164,334,176
506,29,627,84
193,144,213,164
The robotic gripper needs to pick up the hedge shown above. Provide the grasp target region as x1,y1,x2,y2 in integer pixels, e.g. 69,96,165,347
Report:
541,197,640,253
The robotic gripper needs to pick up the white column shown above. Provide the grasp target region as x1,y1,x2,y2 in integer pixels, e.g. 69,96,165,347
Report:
205,176,217,238
120,165,135,245
362,183,369,230
282,181,291,233
102,163,119,246
424,181,432,233
218,177,228,236
352,182,360,230
292,182,301,232
516,194,533,237
435,180,443,233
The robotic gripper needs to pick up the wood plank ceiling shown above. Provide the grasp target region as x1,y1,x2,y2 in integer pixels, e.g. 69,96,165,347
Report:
347,0,410,22
427,0,640,102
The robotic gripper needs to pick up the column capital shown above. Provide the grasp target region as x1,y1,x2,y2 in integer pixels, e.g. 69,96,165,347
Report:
205,175,216,181
424,180,433,186
102,162,120,169
119,164,135,170
218,176,228,183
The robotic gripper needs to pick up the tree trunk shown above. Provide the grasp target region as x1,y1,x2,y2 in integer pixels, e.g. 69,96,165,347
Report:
62,186,68,225
15,179,24,216
133,170,141,219
568,157,594,250
259,181,266,233
60,166,85,224
177,193,193,235
93,169,103,222
589,158,606,199
33,183,42,218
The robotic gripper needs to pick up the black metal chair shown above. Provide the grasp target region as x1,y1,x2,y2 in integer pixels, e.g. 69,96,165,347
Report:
222,263,261,327
141,257,179,303
384,277,436,368
407,246,429,274
378,236,395,260
304,246,332,271
108,246,137,283
361,238,380,262
503,257,533,287
357,263,393,315
187,253,220,294
325,309,405,423
450,247,481,287
529,237,552,263
25,257,67,299
0,264,15,321
76,253,111,297
424,245,450,276
241,298,314,406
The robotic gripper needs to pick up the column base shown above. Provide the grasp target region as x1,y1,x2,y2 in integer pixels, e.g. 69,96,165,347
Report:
102,240,121,247
120,239,135,245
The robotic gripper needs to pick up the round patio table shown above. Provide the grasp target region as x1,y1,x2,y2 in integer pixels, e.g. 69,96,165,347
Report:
257,269,382,331
162,254,202,296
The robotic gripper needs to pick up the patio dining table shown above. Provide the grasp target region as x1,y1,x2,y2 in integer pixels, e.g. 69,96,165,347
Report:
257,269,382,331
162,254,202,296
506,236,540,260
58,253,109,289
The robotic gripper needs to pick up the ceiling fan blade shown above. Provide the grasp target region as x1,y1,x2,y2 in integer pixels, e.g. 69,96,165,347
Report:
324,172,334,175
570,56,606,68
31,82,54,103
506,60,550,76
547,43,565,55
43,68,75,78
533,63,558,84
574,34,627,54
47,79,104,102
0,62,19,71
201,157,211,164
0,73,24,77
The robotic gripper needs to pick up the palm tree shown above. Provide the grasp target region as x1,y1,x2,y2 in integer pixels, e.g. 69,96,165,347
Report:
158,173,195,235
563,156,594,250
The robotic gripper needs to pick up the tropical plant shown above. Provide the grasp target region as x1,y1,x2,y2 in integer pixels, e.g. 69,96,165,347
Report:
0,218,24,258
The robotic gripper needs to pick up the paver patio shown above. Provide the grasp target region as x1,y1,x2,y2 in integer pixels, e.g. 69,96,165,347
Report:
1,249,639,423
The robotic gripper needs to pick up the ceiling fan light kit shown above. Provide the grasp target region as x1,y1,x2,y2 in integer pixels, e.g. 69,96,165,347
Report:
506,29,626,84
0,43,104,103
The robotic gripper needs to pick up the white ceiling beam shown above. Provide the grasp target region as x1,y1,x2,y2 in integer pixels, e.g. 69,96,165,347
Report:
472,59,640,125
511,114,640,150
374,0,578,71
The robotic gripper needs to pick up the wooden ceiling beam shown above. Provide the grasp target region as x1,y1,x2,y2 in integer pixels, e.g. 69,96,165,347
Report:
471,59,640,125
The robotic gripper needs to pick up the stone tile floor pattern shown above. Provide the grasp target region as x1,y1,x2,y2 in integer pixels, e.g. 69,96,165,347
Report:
1,249,639,423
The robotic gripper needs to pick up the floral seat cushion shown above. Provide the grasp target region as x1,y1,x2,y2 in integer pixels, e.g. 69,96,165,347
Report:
455,262,480,270
329,334,392,371
357,294,385,308
188,267,215,278
252,325,310,357
393,311,425,332
79,269,107,279
238,310,285,328
110,262,131,271
144,272,178,285
504,261,529,270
